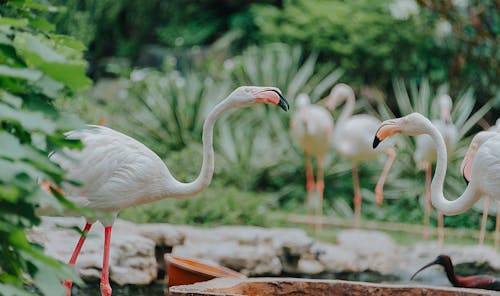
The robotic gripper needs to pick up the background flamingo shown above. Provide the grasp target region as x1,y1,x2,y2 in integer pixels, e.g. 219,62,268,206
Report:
374,113,500,222
290,93,334,230
47,86,289,296
326,83,396,227
413,94,458,245
461,123,500,249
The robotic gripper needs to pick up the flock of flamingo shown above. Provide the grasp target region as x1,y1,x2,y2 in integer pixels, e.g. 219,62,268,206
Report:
42,84,500,295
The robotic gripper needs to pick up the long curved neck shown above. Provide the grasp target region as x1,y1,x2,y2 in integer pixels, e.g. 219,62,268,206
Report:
170,99,231,197
336,92,355,124
440,261,460,287
426,120,482,215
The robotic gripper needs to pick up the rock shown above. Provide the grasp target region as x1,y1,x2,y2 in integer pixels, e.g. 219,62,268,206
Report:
172,241,282,276
316,242,358,272
29,216,500,289
134,223,186,246
28,217,158,285
336,230,399,273
297,258,324,274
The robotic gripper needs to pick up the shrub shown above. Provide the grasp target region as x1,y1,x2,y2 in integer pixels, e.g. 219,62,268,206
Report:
0,1,91,294
251,0,447,88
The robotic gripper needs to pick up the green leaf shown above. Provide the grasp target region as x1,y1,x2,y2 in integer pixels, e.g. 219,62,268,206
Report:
0,17,28,28
0,65,42,81
0,103,56,134
37,62,91,91
0,283,33,296
0,90,23,108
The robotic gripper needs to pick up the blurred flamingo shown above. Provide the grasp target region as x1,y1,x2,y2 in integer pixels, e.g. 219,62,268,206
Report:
461,120,500,249
411,254,500,290
374,113,500,220
46,86,289,296
413,94,458,245
325,84,396,227
290,93,334,230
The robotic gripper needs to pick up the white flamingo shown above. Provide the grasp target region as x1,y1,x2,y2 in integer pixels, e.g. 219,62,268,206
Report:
461,119,500,248
326,84,396,227
290,93,334,230
413,94,458,245
373,113,500,224
47,86,289,296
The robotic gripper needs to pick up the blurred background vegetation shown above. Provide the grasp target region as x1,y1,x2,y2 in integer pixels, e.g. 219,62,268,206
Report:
49,0,499,228
0,0,499,293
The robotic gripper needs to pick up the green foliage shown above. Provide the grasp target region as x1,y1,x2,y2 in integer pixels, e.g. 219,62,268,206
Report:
415,0,499,107
49,0,279,77
120,185,279,226
251,0,446,87
0,1,90,294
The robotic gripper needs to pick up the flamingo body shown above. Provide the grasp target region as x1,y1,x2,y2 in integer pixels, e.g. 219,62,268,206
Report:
326,83,396,226
334,114,392,162
47,86,289,296
51,126,176,216
290,93,333,230
290,103,333,156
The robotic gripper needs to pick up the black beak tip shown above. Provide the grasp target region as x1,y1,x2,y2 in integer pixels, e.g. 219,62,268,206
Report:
277,92,290,112
373,136,381,149
462,174,469,185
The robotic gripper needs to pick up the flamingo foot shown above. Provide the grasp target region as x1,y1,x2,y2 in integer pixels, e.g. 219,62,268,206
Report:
100,282,112,296
63,280,72,296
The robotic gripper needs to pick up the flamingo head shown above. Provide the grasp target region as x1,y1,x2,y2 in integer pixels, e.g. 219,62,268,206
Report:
325,83,355,111
410,254,451,280
373,113,431,148
438,94,453,123
228,86,289,111
295,93,311,108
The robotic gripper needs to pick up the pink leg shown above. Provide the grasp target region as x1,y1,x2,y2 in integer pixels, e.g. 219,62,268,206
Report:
304,152,316,229
100,226,113,296
437,212,445,247
423,163,432,240
64,222,93,296
315,155,325,233
305,151,315,207
375,148,396,206
479,196,491,246
495,202,500,252
352,163,362,228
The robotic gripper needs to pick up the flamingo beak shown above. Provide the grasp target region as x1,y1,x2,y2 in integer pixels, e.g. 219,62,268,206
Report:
373,120,402,149
410,258,440,280
257,89,289,111
277,91,290,112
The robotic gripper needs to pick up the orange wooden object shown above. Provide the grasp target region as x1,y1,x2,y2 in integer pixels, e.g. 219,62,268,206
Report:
165,254,246,287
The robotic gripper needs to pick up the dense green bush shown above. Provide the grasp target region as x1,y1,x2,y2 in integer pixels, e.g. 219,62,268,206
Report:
251,0,448,88
49,0,279,77
0,1,91,294
415,0,499,109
